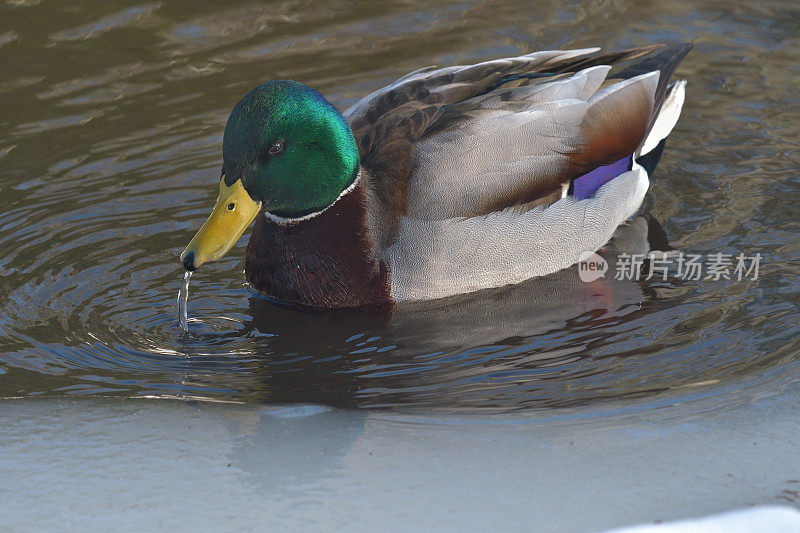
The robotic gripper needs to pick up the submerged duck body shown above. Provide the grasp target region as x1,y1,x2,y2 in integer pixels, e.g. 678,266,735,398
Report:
181,44,692,307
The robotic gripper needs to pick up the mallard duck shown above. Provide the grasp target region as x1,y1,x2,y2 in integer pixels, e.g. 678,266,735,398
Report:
181,43,691,307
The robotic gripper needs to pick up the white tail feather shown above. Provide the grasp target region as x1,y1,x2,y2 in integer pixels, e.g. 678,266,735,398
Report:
638,80,686,156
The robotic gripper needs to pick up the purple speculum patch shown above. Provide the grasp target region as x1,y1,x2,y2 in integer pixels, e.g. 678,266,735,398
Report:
572,156,632,200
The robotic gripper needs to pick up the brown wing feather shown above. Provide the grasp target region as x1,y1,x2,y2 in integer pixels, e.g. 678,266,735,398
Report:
574,74,657,169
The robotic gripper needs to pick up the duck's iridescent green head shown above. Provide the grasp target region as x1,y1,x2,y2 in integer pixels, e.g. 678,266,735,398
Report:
223,80,359,218
180,80,359,271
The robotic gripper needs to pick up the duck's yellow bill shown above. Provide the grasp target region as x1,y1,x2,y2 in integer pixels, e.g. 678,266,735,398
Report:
180,178,261,271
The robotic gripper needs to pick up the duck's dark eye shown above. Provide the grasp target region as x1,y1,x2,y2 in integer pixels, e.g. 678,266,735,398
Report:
227,203,235,211
268,140,285,155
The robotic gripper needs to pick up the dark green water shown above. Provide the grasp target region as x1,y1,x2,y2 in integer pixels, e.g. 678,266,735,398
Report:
1,0,798,413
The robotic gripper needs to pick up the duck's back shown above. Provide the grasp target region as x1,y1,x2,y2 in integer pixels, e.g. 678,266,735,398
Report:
343,45,691,300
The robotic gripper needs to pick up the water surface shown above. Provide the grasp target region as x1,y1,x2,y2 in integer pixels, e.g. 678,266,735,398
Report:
1,0,798,414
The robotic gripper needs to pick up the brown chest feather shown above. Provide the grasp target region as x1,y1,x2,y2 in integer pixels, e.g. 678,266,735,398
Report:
245,184,390,307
